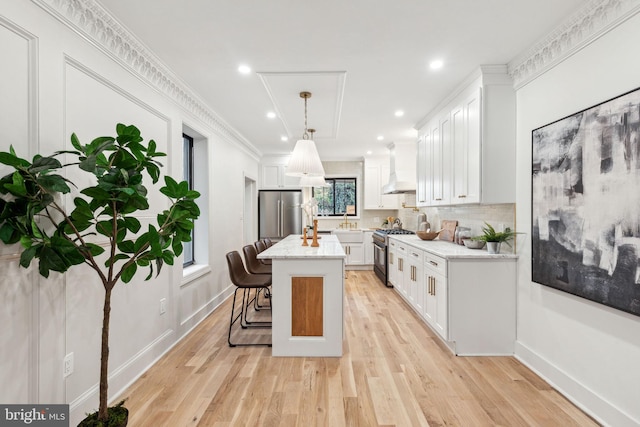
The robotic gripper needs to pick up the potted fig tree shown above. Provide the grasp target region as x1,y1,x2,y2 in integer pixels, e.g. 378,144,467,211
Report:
0,124,200,426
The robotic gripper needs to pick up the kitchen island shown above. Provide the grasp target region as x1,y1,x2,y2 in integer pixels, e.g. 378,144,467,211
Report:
257,234,346,357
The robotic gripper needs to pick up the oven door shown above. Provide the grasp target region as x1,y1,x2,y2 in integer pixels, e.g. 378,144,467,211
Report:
373,239,388,286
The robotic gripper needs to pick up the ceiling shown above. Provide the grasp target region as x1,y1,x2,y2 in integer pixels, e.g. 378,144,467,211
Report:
97,0,585,160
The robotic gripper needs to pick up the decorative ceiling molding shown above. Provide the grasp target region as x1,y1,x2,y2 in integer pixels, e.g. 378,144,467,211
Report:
31,0,261,160
508,0,640,89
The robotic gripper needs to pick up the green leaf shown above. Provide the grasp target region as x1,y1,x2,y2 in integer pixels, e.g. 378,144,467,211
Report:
30,219,43,239
79,155,97,172
0,150,30,168
29,156,62,174
105,253,130,267
96,220,113,237
172,237,183,257
84,243,105,257
144,262,154,280
70,133,83,151
121,262,137,283
81,187,111,200
123,216,141,233
37,175,71,193
160,176,179,198
162,250,174,265
117,240,135,254
19,246,37,268
0,223,19,244
134,233,150,253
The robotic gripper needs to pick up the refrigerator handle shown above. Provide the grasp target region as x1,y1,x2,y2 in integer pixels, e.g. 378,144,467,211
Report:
280,199,284,236
277,200,281,236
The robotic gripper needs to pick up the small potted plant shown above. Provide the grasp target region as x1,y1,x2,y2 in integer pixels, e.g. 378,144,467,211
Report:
472,222,519,254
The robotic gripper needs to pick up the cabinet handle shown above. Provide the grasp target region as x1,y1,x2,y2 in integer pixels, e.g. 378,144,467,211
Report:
435,198,442,201
419,199,425,203
432,277,436,296
429,260,438,267
457,195,467,198
428,277,432,295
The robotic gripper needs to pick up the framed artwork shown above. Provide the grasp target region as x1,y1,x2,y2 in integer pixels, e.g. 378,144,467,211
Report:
532,86,640,317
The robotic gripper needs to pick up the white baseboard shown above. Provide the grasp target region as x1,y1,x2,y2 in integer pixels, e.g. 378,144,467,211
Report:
515,341,638,427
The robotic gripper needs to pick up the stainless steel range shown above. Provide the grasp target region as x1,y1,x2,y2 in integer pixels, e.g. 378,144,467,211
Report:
372,229,416,287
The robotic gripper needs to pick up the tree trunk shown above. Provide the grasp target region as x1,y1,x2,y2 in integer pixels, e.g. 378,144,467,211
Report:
98,286,112,421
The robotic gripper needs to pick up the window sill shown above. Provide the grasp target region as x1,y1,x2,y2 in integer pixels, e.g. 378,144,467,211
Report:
181,264,211,287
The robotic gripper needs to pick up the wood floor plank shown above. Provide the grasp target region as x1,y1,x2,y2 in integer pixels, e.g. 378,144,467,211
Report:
116,270,599,426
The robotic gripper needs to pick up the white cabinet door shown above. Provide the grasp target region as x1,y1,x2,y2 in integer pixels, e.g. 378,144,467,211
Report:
423,253,448,340
341,243,364,266
388,240,397,287
416,136,430,207
260,160,301,189
406,247,423,310
363,231,374,264
464,89,481,203
395,243,407,298
432,113,451,205
364,160,399,210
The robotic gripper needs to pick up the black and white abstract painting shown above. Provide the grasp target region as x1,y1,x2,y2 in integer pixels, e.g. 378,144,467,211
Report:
532,87,640,316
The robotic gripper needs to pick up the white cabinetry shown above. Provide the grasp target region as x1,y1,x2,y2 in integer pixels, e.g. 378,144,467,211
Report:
363,231,374,265
260,156,301,189
332,230,366,268
415,65,515,206
406,247,424,312
364,158,399,210
423,252,448,339
389,236,517,355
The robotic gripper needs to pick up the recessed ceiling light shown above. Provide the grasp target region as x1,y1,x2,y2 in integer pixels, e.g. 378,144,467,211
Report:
281,136,289,142
366,150,373,155
429,59,444,70
266,111,276,119
395,110,404,117
238,64,251,74
377,135,384,141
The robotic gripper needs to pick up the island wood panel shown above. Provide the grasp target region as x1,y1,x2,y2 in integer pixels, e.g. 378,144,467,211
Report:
291,277,323,336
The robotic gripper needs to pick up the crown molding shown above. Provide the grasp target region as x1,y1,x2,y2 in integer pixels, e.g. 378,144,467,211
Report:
31,0,262,160
508,0,640,89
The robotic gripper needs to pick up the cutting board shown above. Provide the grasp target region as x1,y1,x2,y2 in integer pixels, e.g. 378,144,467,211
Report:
439,220,458,242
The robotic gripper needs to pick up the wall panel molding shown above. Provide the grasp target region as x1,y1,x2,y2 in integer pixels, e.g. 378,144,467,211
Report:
32,0,261,160
508,0,640,89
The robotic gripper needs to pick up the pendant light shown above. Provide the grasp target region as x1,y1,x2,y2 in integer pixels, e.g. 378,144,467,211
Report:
299,129,328,187
286,92,325,177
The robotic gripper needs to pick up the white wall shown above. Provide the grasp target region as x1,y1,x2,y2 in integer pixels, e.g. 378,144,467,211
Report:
0,1,260,425
515,12,640,427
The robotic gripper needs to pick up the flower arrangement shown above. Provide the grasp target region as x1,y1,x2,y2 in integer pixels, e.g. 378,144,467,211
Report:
301,199,318,228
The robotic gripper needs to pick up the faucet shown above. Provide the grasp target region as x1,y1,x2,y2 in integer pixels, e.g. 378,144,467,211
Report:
340,212,349,228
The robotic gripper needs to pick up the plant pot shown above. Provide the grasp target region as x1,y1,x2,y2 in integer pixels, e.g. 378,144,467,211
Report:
78,405,128,427
486,241,501,254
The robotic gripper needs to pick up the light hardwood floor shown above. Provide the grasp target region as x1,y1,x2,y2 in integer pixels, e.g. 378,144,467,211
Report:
118,270,599,426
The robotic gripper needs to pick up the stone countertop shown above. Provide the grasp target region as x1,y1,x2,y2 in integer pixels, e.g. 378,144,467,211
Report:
257,234,346,260
389,235,518,259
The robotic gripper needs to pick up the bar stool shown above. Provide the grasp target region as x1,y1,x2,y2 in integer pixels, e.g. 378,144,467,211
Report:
243,244,272,310
255,240,272,265
263,238,273,248
225,251,272,347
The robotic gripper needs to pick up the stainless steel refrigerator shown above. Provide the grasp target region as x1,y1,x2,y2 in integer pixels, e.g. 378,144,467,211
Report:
258,190,302,241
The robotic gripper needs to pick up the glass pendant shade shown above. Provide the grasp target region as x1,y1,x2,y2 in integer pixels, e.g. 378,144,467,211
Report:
286,138,325,177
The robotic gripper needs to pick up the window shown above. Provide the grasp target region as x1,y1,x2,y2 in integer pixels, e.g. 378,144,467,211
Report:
312,177,357,216
183,133,195,267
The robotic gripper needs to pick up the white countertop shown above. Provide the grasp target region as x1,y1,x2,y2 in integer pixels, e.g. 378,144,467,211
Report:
389,235,518,259
257,234,346,259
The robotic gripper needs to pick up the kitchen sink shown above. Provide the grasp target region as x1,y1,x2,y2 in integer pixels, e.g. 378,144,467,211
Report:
332,229,363,242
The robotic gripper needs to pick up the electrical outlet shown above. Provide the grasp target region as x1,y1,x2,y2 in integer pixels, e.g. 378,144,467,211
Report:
160,298,167,315
63,353,73,378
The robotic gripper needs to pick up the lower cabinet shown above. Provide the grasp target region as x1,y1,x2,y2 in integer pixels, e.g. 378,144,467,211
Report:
423,252,448,339
363,231,374,265
390,237,517,355
341,242,364,266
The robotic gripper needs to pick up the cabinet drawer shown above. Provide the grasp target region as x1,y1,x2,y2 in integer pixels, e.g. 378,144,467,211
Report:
408,248,423,263
424,252,447,277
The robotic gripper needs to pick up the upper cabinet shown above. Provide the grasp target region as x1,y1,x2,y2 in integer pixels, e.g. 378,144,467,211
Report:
260,155,301,189
364,157,399,210
416,65,516,206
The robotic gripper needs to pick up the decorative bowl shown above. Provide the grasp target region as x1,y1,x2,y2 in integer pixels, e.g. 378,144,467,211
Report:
463,238,486,249
417,231,439,240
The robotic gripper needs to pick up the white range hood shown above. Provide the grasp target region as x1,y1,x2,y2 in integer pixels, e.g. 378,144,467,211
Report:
382,142,416,194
